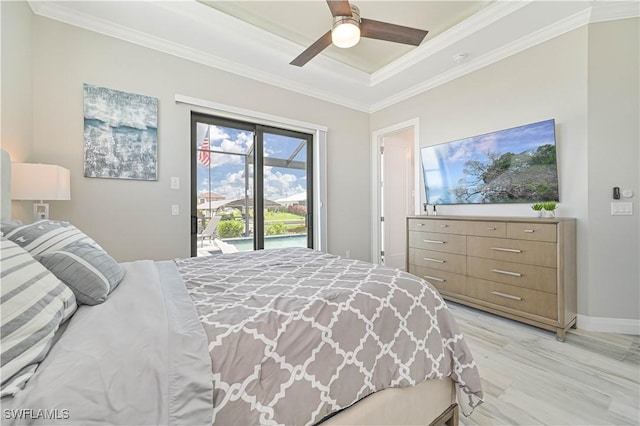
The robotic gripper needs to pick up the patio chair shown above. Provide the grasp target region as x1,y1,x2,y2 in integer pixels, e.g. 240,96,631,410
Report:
198,215,221,247
214,238,239,254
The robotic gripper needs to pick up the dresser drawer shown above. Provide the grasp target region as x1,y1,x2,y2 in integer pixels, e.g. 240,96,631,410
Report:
467,257,557,293
408,232,467,255
433,220,467,235
467,277,558,320
406,215,576,340
410,265,466,295
408,248,466,275
408,218,435,232
507,222,557,242
466,221,507,238
467,236,557,268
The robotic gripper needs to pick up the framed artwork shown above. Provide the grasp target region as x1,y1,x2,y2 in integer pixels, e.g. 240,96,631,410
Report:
83,84,158,180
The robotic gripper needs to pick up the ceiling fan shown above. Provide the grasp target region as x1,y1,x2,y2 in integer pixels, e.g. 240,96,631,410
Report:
290,0,429,67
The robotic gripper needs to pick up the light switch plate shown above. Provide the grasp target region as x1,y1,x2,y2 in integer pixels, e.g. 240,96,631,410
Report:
170,177,180,190
171,204,179,216
611,202,633,215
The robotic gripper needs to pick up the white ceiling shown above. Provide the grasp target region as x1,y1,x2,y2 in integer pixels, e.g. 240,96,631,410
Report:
28,1,639,113
199,1,493,73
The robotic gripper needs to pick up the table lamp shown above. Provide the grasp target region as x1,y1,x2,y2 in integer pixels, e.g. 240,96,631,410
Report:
11,163,70,221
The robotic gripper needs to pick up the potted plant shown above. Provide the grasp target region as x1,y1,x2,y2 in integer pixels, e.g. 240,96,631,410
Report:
543,201,558,218
531,203,544,217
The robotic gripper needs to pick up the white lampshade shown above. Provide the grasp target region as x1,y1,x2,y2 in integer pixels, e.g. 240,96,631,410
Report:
11,163,70,221
12,163,71,201
332,20,360,48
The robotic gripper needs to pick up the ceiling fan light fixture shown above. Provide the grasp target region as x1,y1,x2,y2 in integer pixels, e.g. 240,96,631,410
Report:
290,2,428,67
332,17,360,48
331,5,361,49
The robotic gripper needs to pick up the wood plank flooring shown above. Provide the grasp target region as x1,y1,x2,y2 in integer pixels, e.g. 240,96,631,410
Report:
448,303,640,425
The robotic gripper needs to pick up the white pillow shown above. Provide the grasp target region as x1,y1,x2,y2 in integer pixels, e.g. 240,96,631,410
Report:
0,238,77,397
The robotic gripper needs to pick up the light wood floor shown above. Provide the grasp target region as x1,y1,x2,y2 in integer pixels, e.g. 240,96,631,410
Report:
448,303,640,425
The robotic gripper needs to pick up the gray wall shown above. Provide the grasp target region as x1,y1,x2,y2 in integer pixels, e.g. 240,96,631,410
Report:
2,8,371,262
371,21,639,322
1,1,34,220
586,19,639,320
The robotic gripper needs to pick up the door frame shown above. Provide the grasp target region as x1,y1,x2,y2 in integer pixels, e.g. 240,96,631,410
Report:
177,95,328,256
370,118,421,265
191,113,315,255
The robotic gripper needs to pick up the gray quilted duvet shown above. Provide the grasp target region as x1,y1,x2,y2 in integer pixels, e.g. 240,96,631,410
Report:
176,248,483,425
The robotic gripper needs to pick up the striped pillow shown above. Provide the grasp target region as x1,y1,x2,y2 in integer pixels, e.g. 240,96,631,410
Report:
0,238,77,397
2,220,124,305
1,220,101,256
37,244,124,305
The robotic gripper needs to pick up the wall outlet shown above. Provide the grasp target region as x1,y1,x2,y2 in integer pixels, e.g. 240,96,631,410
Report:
171,204,179,216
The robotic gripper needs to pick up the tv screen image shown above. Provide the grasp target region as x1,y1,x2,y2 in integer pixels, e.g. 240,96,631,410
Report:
420,119,559,205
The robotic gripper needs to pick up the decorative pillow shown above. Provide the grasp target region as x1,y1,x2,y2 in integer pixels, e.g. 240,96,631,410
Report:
0,238,77,397
1,220,102,257
2,220,125,305
0,219,23,232
37,243,124,305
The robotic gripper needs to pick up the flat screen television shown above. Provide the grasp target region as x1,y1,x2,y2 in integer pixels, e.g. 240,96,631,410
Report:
420,119,559,205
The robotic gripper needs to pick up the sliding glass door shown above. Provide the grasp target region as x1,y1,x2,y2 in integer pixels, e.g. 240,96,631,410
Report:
191,113,313,256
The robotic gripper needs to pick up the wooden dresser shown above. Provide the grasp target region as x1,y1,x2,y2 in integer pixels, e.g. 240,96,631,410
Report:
407,215,576,341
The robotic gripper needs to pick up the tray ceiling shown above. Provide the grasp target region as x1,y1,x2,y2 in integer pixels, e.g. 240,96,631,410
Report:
28,1,639,112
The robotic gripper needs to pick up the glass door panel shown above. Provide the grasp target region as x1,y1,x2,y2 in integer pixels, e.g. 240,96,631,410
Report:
261,130,312,250
193,119,254,255
191,114,313,256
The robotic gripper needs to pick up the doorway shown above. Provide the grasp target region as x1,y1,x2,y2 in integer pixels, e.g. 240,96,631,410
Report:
191,113,313,257
371,119,420,268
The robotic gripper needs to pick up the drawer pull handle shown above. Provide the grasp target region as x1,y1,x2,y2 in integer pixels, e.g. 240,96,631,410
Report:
524,229,535,233
440,224,449,228
491,247,522,253
423,239,445,244
490,291,522,301
418,223,425,226
423,257,446,264
487,227,497,230
424,275,446,283
491,268,523,277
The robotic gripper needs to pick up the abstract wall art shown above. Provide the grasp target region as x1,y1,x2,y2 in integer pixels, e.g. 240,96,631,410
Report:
83,84,158,180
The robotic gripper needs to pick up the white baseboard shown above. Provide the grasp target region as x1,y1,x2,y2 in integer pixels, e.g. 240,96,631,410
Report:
577,314,640,335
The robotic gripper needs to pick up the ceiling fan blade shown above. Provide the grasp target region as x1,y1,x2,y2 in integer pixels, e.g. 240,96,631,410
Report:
290,30,333,67
360,18,428,46
326,0,352,17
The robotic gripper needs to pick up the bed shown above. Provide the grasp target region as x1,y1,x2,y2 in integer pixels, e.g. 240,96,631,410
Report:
0,149,483,425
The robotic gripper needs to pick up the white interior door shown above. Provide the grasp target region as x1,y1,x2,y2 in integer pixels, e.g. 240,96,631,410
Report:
381,128,414,270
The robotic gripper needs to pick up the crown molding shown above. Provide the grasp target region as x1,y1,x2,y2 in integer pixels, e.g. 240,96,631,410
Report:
28,1,639,115
369,0,532,87
370,4,594,112
28,1,372,113
589,0,640,23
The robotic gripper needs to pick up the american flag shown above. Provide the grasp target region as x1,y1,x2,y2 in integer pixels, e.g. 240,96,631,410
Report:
199,127,211,167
